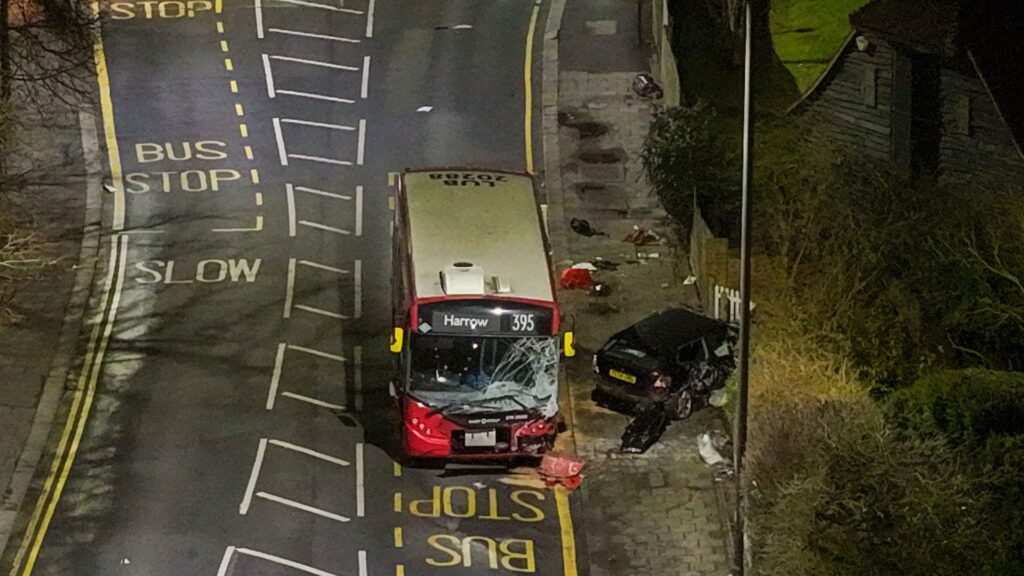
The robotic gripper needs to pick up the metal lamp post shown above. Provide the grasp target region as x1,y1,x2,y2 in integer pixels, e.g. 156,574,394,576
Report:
732,0,754,574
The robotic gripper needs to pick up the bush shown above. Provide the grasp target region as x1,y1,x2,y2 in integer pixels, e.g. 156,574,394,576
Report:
884,368,1024,572
748,398,990,576
884,369,1024,445
641,101,741,238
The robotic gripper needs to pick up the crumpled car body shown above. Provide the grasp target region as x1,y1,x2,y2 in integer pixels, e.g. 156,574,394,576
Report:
593,308,737,419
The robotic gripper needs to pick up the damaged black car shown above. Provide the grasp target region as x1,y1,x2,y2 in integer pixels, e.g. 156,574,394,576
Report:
592,308,737,419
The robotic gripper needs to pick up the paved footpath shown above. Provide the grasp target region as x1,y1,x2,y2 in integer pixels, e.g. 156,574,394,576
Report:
0,80,97,554
545,1,732,574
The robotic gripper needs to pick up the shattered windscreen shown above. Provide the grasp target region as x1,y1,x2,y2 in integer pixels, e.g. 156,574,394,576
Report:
407,334,559,417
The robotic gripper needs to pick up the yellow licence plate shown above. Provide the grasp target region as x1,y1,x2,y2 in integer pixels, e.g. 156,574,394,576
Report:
609,369,637,384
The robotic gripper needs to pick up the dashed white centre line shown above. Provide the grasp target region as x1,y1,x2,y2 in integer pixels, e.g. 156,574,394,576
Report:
286,183,297,237
355,185,363,236
254,0,264,38
280,118,356,131
361,56,370,99
299,220,351,235
277,89,355,104
272,118,288,166
283,388,346,408
266,343,286,410
283,257,296,318
268,27,361,43
256,491,351,523
295,185,352,200
288,154,352,166
239,438,268,515
267,439,351,466
354,259,362,319
287,343,345,363
270,54,359,71
365,0,375,37
261,53,276,97
357,119,366,165
356,443,365,517
234,548,339,576
354,345,363,411
277,0,364,14
297,259,350,274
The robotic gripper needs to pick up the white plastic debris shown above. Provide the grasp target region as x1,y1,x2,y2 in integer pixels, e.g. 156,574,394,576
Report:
698,432,726,466
708,387,728,407
683,275,697,285
571,262,598,271
416,106,434,112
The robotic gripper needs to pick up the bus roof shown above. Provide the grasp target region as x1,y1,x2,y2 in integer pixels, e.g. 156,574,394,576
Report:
402,169,554,303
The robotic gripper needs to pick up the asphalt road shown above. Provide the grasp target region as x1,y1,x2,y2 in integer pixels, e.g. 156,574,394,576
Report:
2,1,580,575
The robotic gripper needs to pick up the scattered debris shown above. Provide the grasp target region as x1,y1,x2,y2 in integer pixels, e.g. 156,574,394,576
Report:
589,282,611,297
623,225,660,245
539,452,585,489
637,251,660,259
620,401,669,454
708,387,728,407
560,267,594,289
570,217,606,237
592,257,619,271
698,432,728,466
473,481,487,489
661,282,670,289
683,275,697,285
631,73,664,99
416,105,433,112
570,262,598,271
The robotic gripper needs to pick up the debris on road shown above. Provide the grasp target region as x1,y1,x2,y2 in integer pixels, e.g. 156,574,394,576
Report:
620,402,669,454
623,225,660,245
698,432,729,466
539,452,586,489
592,256,619,271
570,217,606,237
560,267,594,289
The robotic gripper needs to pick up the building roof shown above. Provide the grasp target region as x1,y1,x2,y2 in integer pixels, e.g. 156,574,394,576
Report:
850,0,960,54
793,0,1024,157
402,169,554,303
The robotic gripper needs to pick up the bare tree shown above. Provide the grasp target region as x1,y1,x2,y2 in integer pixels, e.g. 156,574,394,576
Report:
0,0,99,106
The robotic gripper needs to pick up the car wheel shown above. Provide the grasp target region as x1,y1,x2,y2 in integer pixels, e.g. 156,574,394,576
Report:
669,389,693,420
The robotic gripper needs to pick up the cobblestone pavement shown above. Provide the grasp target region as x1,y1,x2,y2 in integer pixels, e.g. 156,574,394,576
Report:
549,4,733,574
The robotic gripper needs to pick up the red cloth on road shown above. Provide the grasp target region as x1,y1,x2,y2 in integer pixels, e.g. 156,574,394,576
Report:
560,268,594,289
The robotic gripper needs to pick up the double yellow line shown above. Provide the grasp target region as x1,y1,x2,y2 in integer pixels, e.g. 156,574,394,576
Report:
8,2,127,574
524,3,579,576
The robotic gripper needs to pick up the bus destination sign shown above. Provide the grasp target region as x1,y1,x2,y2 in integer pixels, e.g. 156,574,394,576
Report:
419,302,553,336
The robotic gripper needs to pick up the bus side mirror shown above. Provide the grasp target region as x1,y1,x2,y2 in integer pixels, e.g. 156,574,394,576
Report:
390,327,404,353
563,331,576,357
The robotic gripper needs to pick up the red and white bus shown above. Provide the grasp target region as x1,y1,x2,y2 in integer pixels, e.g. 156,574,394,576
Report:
389,168,575,460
